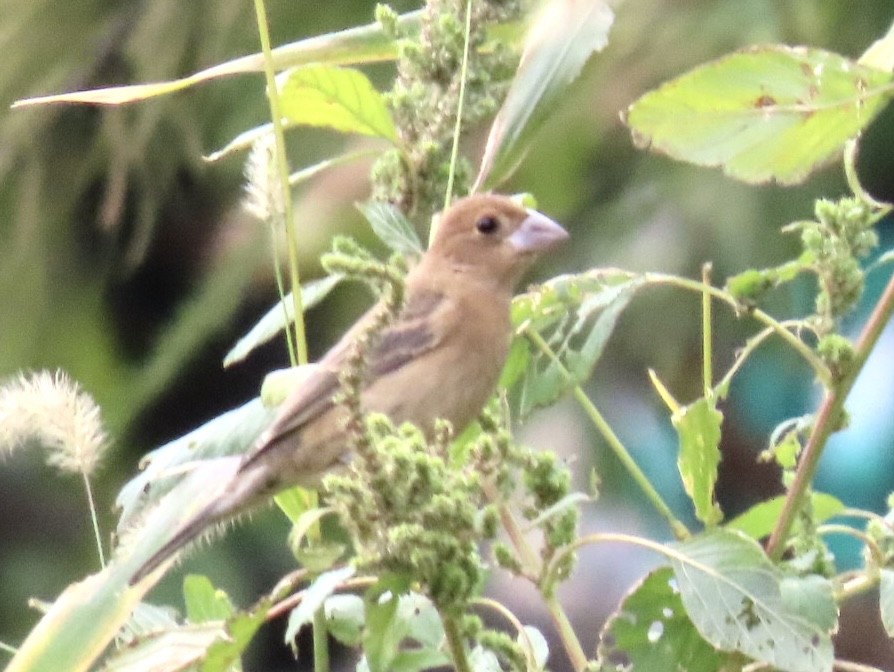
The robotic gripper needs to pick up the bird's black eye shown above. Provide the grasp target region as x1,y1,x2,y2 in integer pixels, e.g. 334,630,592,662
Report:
476,215,500,235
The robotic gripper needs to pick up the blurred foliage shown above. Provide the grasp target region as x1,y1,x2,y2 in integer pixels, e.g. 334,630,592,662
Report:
2,0,894,669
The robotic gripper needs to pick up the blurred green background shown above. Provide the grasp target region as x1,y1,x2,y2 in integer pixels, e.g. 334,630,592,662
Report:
2,1,894,669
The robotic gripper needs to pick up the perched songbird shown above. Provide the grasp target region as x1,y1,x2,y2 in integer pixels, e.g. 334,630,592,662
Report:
130,194,567,583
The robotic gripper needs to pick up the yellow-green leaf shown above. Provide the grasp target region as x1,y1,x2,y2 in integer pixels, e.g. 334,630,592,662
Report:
626,46,894,184
278,64,396,140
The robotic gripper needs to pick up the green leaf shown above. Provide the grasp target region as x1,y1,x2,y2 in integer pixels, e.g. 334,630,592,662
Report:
475,0,614,187
115,398,275,530
364,579,405,672
201,603,270,672
13,10,425,107
284,566,356,645
625,46,894,185
510,270,643,415
880,568,894,636
357,201,423,255
726,492,845,540
673,397,723,526
100,623,227,672
780,575,838,633
223,274,343,368
860,20,894,71
325,594,365,646
278,64,397,140
598,566,729,672
184,575,234,623
669,529,833,672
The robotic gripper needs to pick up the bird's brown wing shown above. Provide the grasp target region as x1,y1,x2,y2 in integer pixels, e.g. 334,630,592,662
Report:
240,289,448,469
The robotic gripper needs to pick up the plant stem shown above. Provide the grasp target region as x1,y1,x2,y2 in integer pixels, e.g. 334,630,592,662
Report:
767,270,894,560
441,612,472,672
645,273,833,388
525,328,690,540
544,593,588,672
441,0,474,218
252,0,307,367
313,609,330,672
701,263,713,398
82,473,105,568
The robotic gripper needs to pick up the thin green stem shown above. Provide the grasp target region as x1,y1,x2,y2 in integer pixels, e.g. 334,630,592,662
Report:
524,328,690,541
441,612,472,672
442,0,474,215
544,593,588,672
252,0,307,366
701,264,713,397
472,597,539,669
313,609,330,672
645,273,833,388
82,472,105,568
818,524,884,566
767,271,894,560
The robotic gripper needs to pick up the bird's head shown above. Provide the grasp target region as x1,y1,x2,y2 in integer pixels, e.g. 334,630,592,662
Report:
427,194,568,290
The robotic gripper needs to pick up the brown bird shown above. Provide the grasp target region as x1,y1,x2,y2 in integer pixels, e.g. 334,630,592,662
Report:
130,194,567,583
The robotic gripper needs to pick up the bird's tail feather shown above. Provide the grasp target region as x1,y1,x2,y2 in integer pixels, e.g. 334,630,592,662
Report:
128,457,269,585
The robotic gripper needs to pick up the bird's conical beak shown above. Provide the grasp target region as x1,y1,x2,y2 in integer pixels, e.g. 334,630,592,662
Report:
508,209,569,253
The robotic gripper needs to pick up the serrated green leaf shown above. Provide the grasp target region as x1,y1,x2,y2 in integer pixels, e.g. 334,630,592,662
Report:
278,64,396,140
626,46,894,185
673,397,723,526
726,492,844,540
598,566,729,672
357,201,423,255
476,0,614,187
669,529,833,672
285,566,356,645
184,574,235,623
879,568,894,636
224,274,343,368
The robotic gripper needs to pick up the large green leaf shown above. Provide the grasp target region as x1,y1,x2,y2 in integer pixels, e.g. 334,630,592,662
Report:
475,0,614,188
625,46,894,184
598,566,730,672
669,529,834,672
726,492,844,540
278,64,397,141
357,201,423,255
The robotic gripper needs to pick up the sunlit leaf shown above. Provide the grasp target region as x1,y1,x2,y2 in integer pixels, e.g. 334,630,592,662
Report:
223,275,343,368
598,566,730,672
673,397,723,526
859,20,894,71
669,529,833,672
726,492,844,540
278,64,396,140
476,0,614,188
184,574,234,623
625,46,894,184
